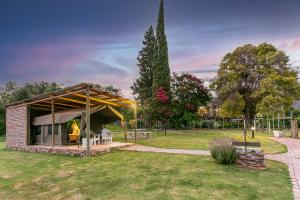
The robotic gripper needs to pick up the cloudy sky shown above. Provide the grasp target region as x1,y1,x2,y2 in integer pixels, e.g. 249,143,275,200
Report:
1,0,300,97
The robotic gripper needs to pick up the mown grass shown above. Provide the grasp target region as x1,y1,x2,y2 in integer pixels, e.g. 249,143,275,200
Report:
0,135,4,143
113,129,287,154
0,138,293,200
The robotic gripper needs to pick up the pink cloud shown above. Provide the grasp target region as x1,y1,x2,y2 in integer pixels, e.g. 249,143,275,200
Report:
278,37,300,52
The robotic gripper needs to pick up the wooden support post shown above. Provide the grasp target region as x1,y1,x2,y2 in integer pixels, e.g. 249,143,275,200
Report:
291,111,293,129
51,99,55,146
283,112,286,130
123,121,127,142
267,114,270,133
134,102,137,144
243,116,247,155
86,88,91,155
262,115,264,132
277,112,280,129
27,105,31,145
272,114,275,131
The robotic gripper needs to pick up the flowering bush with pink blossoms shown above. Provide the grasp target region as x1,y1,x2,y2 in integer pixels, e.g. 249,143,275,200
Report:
156,87,169,103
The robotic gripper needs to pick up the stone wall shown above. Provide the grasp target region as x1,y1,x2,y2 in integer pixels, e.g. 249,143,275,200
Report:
7,143,134,157
6,105,28,148
235,148,265,169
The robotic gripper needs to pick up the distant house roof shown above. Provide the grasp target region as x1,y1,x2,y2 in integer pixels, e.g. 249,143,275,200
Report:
6,83,135,111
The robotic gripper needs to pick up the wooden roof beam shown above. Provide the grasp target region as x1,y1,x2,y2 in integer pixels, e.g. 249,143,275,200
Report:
72,93,122,107
33,103,66,110
42,101,81,108
89,88,135,106
58,97,94,106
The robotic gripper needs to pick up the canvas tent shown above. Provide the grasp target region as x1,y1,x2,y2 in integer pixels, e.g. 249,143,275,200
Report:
5,83,136,155
32,105,124,146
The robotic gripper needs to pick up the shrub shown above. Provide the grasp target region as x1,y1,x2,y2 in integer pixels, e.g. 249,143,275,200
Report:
213,121,221,129
210,137,237,165
199,120,214,128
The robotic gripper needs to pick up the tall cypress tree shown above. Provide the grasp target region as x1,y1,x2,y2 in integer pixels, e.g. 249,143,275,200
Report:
152,0,170,95
131,26,156,106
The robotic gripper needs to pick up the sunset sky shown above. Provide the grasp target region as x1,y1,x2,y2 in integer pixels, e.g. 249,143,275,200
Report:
1,0,300,97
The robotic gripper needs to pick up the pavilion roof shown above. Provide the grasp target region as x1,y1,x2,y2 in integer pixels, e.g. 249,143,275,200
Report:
6,83,135,111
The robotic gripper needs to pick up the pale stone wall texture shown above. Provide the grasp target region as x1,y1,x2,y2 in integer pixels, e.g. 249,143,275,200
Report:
6,105,28,148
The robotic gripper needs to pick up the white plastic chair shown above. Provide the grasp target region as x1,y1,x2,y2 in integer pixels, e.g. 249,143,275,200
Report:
93,134,100,145
101,128,112,144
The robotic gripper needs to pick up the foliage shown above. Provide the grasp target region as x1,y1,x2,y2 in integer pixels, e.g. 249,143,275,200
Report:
198,119,214,129
131,26,156,105
210,137,237,165
171,73,211,111
219,93,245,118
150,0,171,124
155,87,169,103
213,121,221,129
170,73,211,127
10,82,62,103
0,82,17,135
210,43,298,120
152,0,170,94
86,83,122,96
103,85,122,96
0,81,62,135
182,112,198,129
254,71,300,115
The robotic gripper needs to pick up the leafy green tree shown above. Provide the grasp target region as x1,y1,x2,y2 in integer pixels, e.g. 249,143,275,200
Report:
150,0,171,131
85,83,121,96
0,81,62,135
210,43,297,124
255,71,300,115
219,93,245,118
131,26,156,105
171,73,211,128
171,73,211,110
152,0,170,95
103,85,122,96
11,82,62,102
0,82,17,135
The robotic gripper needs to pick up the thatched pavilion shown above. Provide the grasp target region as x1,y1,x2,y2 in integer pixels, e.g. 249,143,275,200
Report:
5,83,136,156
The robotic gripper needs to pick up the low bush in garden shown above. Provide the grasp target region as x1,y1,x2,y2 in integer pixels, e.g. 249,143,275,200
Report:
210,137,237,165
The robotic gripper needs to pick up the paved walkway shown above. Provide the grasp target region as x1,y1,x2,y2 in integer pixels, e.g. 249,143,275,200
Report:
265,137,300,200
124,145,210,155
124,138,300,200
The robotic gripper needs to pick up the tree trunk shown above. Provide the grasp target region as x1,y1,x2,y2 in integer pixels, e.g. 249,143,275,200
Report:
243,116,247,155
291,120,298,139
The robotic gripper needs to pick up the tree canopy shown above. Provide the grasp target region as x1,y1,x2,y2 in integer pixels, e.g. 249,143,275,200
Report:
152,0,170,95
171,73,211,128
131,26,155,105
210,43,300,119
0,81,63,135
171,73,211,113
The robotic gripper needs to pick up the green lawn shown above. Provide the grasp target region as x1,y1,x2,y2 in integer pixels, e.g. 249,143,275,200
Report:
114,130,287,154
0,139,293,200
